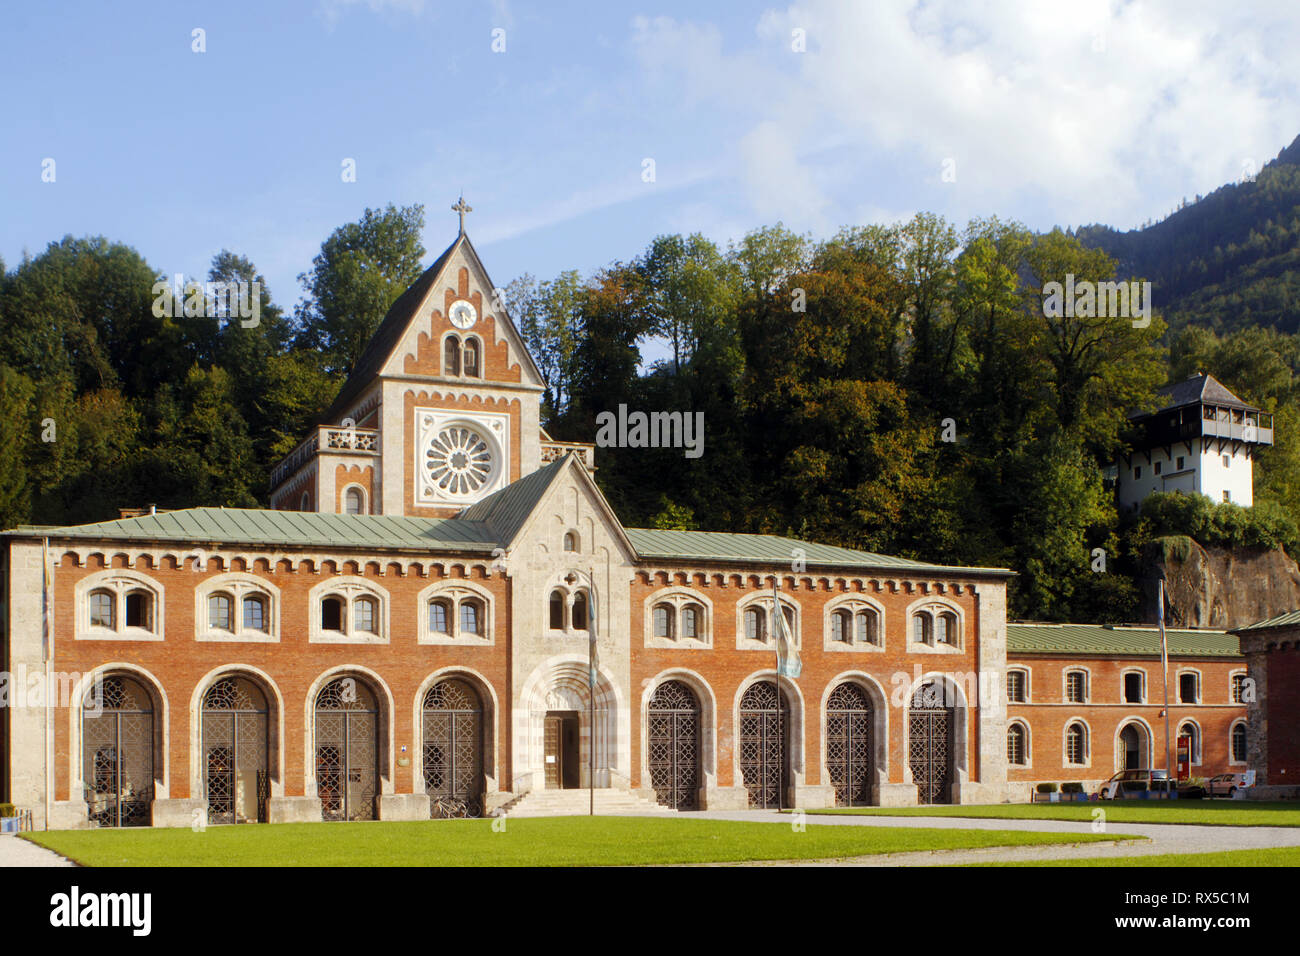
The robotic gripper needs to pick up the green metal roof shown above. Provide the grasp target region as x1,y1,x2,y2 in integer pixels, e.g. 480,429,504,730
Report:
624,528,1011,576
1232,609,1300,632
1007,623,1241,658
7,508,499,553
456,456,568,541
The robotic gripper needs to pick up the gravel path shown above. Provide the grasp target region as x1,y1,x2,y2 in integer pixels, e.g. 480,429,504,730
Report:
653,808,1300,866
0,834,75,867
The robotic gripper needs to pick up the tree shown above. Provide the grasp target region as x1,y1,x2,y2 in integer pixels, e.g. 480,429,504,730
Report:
295,204,426,374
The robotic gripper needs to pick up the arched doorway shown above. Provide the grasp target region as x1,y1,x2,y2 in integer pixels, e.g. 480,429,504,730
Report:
1119,723,1146,770
83,675,155,827
647,680,700,810
423,678,484,818
739,680,788,809
826,682,873,807
315,677,379,821
202,676,269,824
908,681,953,805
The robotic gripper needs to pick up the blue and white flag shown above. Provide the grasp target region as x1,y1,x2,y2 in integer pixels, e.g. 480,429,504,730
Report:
772,583,801,679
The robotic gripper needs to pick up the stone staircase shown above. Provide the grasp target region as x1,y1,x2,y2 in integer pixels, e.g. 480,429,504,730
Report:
495,788,676,818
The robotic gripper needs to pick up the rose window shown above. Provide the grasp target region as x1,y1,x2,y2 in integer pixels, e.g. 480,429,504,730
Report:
424,425,495,497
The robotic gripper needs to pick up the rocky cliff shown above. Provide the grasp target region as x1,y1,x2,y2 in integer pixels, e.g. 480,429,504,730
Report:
1141,536,1300,628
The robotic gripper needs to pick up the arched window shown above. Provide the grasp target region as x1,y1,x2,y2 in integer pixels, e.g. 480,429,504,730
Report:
315,677,378,821
321,596,344,632
912,612,932,645
1231,673,1248,703
571,591,589,631
1065,670,1088,703
82,674,155,827
653,604,673,640
344,487,364,515
208,593,233,631
1066,722,1088,765
1179,721,1200,764
1007,723,1027,765
89,590,115,629
937,611,958,645
563,531,578,552
856,609,879,645
202,676,269,825
1006,669,1027,703
831,609,851,643
242,595,267,632
125,590,154,631
463,339,479,377
1179,672,1200,704
460,599,483,636
744,607,764,642
682,604,701,639
353,597,377,634
444,336,461,375
429,599,451,635
549,590,566,630
1231,722,1247,763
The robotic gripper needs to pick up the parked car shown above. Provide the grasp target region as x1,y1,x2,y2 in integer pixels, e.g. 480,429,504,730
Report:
1097,769,1171,800
1205,772,1254,797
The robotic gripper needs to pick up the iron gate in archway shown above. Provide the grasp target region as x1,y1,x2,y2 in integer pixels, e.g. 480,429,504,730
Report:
315,678,378,821
739,680,787,809
647,680,700,810
423,679,484,818
83,675,154,828
826,682,873,806
202,676,269,824
908,683,952,805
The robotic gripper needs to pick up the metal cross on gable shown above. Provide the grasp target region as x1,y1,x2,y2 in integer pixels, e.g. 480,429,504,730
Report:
452,196,472,233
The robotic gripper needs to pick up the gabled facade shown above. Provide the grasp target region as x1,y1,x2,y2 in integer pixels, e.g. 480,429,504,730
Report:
1117,373,1274,512
2,224,1020,830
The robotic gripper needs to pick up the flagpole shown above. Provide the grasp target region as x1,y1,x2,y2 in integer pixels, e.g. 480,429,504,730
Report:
588,571,596,817
1158,578,1172,780
773,576,781,811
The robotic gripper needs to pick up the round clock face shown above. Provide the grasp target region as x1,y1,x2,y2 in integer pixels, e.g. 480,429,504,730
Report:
448,299,477,329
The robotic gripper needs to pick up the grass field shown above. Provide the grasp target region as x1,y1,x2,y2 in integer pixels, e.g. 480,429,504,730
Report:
979,846,1300,867
806,801,1300,828
22,816,1133,867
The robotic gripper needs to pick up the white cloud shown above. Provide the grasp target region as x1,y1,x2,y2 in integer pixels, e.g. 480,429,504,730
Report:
630,1,1300,229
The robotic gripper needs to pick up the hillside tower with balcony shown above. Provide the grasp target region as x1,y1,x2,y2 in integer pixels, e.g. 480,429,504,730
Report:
1117,373,1273,513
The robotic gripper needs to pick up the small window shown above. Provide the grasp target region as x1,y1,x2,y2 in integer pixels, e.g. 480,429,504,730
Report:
1231,723,1247,762
653,604,673,639
571,591,588,631
744,607,764,642
460,600,482,636
89,590,115,629
1134,466,1142,479
1124,671,1144,704
913,613,932,645
1006,670,1026,703
938,612,957,645
1154,460,1162,475
125,590,153,630
429,599,450,634
243,595,267,632
1066,670,1088,703
344,488,364,515
1179,672,1199,704
1180,722,1200,763
682,605,700,639
1176,456,1185,470
563,532,578,552
1007,724,1027,765
1222,454,1231,468
444,337,461,375
354,597,377,634
549,590,565,629
1231,674,1247,703
322,596,344,632
856,610,878,644
1066,723,1087,764
463,340,479,377
208,593,233,631
831,610,850,643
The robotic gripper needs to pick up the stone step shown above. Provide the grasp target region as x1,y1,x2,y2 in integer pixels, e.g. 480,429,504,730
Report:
497,788,677,818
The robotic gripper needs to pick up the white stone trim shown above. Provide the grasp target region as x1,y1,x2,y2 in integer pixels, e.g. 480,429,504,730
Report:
1063,665,1091,704
821,595,885,653
1120,666,1148,704
639,669,718,790
1006,717,1032,769
643,586,713,649
413,666,501,795
1062,717,1092,768
417,579,494,646
74,569,164,642
68,664,171,803
194,573,280,643
308,576,390,644
734,592,801,652
1176,666,1203,705
187,664,286,803
1228,717,1248,766
904,595,964,653
819,672,890,791
302,666,396,797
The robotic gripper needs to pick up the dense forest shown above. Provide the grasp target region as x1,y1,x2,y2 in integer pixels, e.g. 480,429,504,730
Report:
5,173,1300,623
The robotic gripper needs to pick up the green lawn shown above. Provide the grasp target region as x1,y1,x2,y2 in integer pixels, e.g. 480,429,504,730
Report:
22,816,1132,867
978,846,1300,867
806,801,1300,828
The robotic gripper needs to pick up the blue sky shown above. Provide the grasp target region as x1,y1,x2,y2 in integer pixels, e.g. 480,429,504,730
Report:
4,0,1300,317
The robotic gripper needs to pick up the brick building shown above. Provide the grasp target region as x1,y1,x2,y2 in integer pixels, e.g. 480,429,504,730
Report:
0,222,1250,830
1232,611,1300,796
1004,623,1247,797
